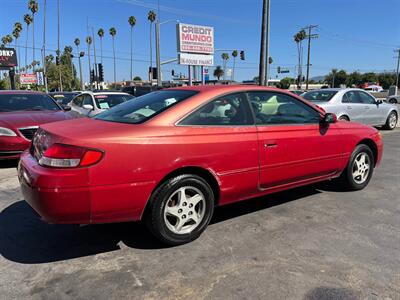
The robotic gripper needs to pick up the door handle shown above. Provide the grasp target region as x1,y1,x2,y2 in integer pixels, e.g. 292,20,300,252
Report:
347,106,352,110
264,142,277,148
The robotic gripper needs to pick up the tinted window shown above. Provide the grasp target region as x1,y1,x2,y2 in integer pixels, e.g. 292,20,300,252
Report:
50,93,79,105
0,94,60,112
94,94,134,109
358,92,375,104
302,90,338,102
180,93,253,126
73,95,83,106
94,90,197,124
82,94,93,106
248,92,320,125
342,91,360,104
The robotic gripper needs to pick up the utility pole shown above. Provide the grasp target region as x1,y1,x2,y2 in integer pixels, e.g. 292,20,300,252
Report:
92,27,98,90
57,0,63,91
303,25,318,90
264,0,271,86
156,22,161,86
395,48,400,90
42,0,48,92
258,0,267,86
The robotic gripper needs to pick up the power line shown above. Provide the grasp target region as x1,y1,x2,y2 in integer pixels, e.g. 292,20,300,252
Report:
302,25,318,90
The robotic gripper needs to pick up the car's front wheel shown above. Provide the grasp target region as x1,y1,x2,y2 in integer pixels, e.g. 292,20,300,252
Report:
145,174,215,245
338,144,374,191
383,111,397,130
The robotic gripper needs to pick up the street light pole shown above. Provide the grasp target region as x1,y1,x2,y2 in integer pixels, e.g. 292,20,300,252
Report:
155,19,179,87
259,0,267,86
395,48,400,89
264,0,271,86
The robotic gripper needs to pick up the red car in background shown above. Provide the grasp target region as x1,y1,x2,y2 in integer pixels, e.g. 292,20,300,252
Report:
18,86,383,245
0,90,73,160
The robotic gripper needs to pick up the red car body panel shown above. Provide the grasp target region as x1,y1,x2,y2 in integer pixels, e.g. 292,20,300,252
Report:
0,91,73,160
18,86,383,224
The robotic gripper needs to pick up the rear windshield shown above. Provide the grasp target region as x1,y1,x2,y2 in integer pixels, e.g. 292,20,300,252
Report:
0,94,60,112
302,91,338,102
94,90,198,124
94,94,134,109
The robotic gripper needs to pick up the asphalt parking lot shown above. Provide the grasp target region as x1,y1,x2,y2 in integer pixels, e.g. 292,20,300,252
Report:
0,130,399,300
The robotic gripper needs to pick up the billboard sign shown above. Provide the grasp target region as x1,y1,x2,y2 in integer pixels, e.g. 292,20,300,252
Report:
0,48,18,68
179,53,214,66
20,73,38,85
177,23,214,54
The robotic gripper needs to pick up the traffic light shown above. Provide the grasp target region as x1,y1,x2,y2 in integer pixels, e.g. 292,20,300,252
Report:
90,69,95,83
98,63,104,82
56,56,60,65
240,50,245,60
171,69,175,77
268,56,273,64
277,66,281,74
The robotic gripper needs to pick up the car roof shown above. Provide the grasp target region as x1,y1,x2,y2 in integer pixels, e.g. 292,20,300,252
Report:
0,90,45,95
168,84,286,93
82,91,131,95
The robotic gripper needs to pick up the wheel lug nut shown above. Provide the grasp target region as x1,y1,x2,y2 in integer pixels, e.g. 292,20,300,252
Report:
178,209,183,213
182,215,186,219
188,211,193,215
183,202,187,206
189,204,193,208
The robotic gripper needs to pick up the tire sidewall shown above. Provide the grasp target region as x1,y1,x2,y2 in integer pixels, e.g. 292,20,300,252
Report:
345,145,374,190
386,111,397,130
148,175,215,245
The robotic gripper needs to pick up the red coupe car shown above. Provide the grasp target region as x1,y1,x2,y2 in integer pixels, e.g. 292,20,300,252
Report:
0,90,73,160
18,85,383,245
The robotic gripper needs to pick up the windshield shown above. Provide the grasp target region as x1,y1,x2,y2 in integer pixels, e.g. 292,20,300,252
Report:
0,94,61,112
94,94,134,109
302,90,338,102
94,90,198,124
51,93,79,105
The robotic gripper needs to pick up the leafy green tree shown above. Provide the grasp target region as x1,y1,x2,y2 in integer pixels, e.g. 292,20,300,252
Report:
133,76,142,81
221,53,229,80
277,77,292,89
213,66,224,80
231,50,238,81
325,69,347,87
362,72,377,84
45,48,79,91
377,73,396,89
346,71,363,87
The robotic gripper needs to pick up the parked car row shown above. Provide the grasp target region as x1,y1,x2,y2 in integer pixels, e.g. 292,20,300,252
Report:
5,85,384,245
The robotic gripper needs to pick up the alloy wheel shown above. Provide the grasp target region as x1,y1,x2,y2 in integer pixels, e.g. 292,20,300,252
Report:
352,152,371,184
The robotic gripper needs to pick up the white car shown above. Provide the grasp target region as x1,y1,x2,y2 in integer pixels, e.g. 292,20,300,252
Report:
69,91,134,117
301,88,398,130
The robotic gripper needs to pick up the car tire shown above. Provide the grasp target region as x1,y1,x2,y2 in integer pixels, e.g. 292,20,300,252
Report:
338,144,374,191
339,115,350,121
145,174,215,246
388,98,397,104
383,111,398,130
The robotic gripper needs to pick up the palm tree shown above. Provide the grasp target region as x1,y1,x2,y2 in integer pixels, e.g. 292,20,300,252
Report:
13,22,23,72
1,35,13,46
74,38,84,89
23,14,32,67
213,66,224,80
109,27,117,85
294,29,306,88
28,0,39,67
97,28,104,64
128,16,136,81
221,53,229,80
231,50,238,81
86,36,92,87
147,10,156,81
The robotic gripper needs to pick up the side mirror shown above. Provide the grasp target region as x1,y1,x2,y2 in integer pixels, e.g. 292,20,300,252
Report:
376,99,383,105
62,105,71,111
82,104,94,110
321,113,337,124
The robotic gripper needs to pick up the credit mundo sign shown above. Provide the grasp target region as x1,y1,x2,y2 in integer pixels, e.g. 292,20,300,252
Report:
177,23,214,54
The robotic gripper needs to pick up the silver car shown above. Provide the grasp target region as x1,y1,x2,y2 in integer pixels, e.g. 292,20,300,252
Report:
302,88,398,130
68,91,134,117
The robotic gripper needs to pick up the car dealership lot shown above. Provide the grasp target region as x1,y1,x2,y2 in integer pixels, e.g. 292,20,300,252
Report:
0,130,399,300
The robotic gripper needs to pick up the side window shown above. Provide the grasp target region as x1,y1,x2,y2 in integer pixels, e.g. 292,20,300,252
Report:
343,91,360,104
82,94,93,106
358,92,375,104
73,95,83,106
248,92,320,125
180,93,253,126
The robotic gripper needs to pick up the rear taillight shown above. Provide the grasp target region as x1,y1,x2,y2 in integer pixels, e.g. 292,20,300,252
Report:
38,143,103,168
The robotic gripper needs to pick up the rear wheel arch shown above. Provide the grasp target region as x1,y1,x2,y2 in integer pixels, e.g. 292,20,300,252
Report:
357,139,378,166
338,114,350,121
142,166,220,219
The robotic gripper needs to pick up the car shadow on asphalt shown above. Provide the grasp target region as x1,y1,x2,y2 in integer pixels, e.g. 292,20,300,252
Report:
0,185,327,264
0,160,18,169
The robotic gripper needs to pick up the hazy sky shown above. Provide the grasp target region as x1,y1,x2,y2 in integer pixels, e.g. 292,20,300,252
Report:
1,0,399,82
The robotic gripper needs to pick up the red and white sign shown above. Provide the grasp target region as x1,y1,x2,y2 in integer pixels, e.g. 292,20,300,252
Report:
177,23,214,54
20,73,37,85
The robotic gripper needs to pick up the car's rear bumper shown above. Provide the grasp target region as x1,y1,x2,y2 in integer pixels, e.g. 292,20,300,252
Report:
18,151,154,224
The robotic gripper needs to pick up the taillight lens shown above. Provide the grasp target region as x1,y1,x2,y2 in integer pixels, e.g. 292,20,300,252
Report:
39,143,103,168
